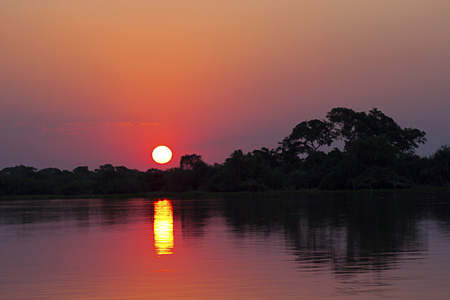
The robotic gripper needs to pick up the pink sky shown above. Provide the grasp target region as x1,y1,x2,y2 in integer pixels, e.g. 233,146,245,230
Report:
1,0,450,170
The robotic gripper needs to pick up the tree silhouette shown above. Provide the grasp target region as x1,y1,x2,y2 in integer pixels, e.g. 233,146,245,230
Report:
327,107,426,154
279,119,335,157
180,154,207,171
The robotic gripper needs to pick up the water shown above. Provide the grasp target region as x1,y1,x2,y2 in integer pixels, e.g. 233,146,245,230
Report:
1,192,450,299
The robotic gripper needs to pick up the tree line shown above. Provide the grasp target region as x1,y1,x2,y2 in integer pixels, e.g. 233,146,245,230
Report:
1,107,450,196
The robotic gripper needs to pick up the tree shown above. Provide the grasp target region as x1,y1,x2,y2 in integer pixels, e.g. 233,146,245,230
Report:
327,107,426,155
73,166,90,174
160,154,211,192
394,127,427,155
0,165,37,177
326,107,364,141
421,145,450,185
180,154,207,171
279,119,335,161
253,147,280,168
145,168,167,191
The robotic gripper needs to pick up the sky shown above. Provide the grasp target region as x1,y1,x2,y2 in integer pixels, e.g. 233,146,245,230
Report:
1,0,450,171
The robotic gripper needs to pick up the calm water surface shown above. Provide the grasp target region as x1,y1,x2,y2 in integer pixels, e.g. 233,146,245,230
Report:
1,192,450,299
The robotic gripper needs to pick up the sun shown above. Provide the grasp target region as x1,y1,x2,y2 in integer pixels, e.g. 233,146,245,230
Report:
152,145,173,164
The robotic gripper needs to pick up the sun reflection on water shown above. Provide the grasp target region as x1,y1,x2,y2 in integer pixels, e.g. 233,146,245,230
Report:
154,199,174,255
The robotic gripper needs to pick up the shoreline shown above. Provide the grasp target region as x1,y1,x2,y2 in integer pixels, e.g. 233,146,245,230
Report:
2,186,450,201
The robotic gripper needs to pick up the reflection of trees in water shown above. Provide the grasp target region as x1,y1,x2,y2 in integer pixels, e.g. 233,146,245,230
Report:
98,198,153,226
176,199,219,238
0,199,95,227
220,192,450,276
2,192,449,276
0,198,154,232
428,193,450,232
336,194,427,274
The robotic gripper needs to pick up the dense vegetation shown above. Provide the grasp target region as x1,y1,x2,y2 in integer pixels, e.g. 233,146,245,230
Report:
1,107,450,196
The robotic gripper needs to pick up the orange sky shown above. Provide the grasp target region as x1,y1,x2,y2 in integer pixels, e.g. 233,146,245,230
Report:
1,0,450,170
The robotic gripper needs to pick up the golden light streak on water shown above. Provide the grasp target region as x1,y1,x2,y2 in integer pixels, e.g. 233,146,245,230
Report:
154,199,174,255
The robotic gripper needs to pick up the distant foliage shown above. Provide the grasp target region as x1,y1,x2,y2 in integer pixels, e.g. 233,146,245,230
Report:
1,107,449,196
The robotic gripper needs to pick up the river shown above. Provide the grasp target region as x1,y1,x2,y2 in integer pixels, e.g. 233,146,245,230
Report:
1,191,450,299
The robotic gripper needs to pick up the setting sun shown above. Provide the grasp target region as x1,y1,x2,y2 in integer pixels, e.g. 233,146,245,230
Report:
152,146,173,164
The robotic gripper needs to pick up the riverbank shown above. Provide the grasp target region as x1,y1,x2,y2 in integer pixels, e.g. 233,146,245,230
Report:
2,186,450,201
